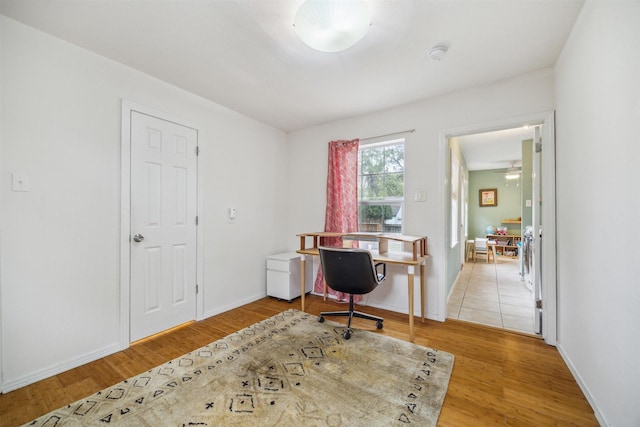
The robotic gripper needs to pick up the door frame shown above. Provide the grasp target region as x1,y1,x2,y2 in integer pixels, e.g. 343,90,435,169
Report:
438,111,557,345
120,100,204,348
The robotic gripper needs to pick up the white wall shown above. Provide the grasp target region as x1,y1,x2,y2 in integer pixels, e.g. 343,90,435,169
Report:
286,69,555,321
554,2,640,426
0,16,288,391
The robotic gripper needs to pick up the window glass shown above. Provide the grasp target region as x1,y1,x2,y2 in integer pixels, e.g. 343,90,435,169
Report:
358,139,404,235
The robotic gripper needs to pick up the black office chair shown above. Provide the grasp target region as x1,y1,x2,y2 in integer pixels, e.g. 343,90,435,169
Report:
317,246,386,339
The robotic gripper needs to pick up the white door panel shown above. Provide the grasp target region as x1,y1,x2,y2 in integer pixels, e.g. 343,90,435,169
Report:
130,111,198,342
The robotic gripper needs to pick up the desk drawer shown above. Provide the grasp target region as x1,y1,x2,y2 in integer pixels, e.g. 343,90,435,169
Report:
267,259,292,272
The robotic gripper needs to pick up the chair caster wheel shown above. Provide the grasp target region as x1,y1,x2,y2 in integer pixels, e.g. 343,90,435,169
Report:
376,321,383,330
343,331,351,340
318,316,325,323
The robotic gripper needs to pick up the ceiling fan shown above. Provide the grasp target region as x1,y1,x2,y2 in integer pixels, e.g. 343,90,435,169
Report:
493,161,522,179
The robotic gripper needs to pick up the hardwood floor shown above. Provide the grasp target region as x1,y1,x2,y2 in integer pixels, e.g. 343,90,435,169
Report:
0,296,598,426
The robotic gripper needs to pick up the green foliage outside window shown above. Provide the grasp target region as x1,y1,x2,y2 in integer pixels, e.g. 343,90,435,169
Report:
360,205,394,222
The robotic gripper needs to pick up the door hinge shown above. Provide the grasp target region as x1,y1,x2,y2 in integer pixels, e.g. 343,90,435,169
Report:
196,284,199,294
196,146,200,156
196,215,199,225
535,141,542,153
536,299,543,309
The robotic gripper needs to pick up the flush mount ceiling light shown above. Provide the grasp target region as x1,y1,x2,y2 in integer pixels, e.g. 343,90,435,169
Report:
294,0,371,53
428,45,448,61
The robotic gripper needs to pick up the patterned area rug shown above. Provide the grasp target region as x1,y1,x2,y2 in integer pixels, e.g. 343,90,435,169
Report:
24,309,454,426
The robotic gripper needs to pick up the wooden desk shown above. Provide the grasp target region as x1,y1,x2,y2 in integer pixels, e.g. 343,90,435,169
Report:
296,232,428,342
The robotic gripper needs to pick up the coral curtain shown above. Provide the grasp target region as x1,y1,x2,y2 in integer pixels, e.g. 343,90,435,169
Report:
314,138,362,302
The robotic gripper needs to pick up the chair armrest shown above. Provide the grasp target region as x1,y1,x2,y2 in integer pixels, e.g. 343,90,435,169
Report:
374,262,386,282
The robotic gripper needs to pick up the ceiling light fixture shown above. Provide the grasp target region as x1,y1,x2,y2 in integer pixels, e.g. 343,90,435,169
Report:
293,0,371,53
428,45,448,61
505,165,521,187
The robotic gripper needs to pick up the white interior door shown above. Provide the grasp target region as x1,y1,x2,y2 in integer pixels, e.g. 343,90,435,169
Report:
130,111,198,342
531,125,543,334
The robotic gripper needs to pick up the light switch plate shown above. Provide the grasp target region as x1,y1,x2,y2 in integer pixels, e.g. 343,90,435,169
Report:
413,190,427,202
12,173,30,192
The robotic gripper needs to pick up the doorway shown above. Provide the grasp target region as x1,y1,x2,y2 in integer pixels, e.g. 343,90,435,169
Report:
120,101,204,346
451,127,534,334
439,112,557,344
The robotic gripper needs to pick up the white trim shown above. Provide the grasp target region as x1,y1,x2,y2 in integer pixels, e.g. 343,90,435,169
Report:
539,114,557,345
120,100,204,349
448,269,463,303
120,101,132,350
1,342,122,393
202,292,267,320
557,343,608,426
359,137,404,148
196,135,205,321
438,111,557,344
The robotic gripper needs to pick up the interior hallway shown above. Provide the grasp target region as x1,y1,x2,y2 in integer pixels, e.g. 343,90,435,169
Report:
447,257,536,334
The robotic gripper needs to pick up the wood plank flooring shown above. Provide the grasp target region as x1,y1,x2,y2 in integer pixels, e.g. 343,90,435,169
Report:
0,296,598,426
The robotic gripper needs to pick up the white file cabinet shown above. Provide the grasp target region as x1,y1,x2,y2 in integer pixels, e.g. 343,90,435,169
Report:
266,252,312,301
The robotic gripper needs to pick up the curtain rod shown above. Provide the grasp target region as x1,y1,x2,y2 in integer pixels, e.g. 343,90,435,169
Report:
360,128,415,142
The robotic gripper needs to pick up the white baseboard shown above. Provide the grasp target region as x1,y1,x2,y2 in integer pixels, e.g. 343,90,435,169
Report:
556,343,607,426
366,301,440,322
313,291,441,322
2,293,269,394
1,342,123,393
201,292,267,320
448,269,462,303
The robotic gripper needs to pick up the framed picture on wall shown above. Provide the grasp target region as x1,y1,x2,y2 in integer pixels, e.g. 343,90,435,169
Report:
479,188,498,207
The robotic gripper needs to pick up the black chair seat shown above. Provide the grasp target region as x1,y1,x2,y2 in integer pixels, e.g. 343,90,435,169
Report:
317,247,386,339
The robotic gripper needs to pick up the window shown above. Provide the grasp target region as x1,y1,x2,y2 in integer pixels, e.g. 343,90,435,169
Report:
358,139,404,234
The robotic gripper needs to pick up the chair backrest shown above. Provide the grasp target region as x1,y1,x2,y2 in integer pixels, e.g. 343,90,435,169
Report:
475,238,488,250
318,247,383,295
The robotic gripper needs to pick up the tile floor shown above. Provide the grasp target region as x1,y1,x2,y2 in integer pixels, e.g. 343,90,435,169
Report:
447,257,536,334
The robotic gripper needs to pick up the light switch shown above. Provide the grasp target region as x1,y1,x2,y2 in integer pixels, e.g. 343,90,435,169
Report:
526,199,532,207
413,190,427,202
12,173,30,192
227,207,237,223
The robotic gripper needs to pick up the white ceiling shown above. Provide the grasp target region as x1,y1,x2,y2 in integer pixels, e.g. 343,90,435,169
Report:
1,0,583,135
454,126,535,171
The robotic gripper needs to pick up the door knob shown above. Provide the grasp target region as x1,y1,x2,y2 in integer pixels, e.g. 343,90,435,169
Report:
133,233,144,242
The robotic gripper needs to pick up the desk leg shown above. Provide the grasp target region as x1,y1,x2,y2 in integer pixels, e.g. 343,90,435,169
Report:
408,266,415,342
300,255,306,312
420,262,425,323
